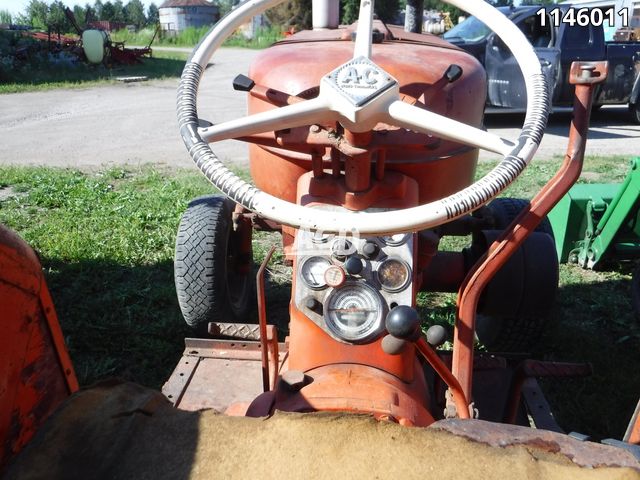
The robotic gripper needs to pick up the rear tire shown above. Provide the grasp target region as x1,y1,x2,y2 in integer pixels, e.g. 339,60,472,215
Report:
174,195,254,334
476,198,558,352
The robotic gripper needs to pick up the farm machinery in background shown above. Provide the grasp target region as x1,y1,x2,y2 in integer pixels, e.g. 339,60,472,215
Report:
0,8,154,68
3,0,640,477
63,7,155,65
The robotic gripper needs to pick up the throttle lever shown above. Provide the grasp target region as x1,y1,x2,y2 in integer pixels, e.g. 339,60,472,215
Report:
382,305,471,419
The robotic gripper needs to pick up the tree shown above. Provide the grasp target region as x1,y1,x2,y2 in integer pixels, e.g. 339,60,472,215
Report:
147,3,159,24
101,1,116,21
375,0,400,23
94,0,104,20
341,0,358,24
217,0,238,17
112,0,126,22
341,0,399,25
73,5,87,28
264,0,311,30
25,0,49,29
85,3,96,23
48,0,71,32
126,0,146,27
0,9,12,24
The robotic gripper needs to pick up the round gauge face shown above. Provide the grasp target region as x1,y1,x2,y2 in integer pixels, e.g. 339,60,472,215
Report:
377,258,411,292
299,256,332,290
324,282,385,343
380,233,410,246
324,265,346,288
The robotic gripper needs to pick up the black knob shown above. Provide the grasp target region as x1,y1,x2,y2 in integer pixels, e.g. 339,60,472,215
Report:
233,74,256,92
362,241,379,259
385,306,420,341
344,256,363,275
444,64,463,83
426,325,448,347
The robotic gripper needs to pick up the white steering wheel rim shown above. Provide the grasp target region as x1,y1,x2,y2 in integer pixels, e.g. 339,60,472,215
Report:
177,0,549,235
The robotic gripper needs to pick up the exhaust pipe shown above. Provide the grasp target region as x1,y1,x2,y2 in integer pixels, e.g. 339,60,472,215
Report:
312,0,339,30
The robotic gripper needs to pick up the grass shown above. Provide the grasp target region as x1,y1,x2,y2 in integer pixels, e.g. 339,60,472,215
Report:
0,50,188,94
0,155,638,441
111,25,284,49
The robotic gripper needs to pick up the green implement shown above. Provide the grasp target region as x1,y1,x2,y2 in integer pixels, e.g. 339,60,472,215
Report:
548,158,640,269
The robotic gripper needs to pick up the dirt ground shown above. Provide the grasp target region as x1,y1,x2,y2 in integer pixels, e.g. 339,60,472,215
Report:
1,47,639,171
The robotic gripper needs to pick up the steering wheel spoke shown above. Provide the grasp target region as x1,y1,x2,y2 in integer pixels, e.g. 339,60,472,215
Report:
199,97,335,144
387,101,514,156
353,0,374,59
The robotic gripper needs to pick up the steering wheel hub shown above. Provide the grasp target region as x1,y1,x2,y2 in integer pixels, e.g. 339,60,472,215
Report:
323,56,397,107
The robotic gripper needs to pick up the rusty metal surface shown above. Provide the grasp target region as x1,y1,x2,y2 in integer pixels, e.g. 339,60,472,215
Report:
171,358,264,412
521,378,564,433
161,355,199,407
431,418,640,471
163,338,287,412
207,322,261,340
504,360,591,425
451,61,609,402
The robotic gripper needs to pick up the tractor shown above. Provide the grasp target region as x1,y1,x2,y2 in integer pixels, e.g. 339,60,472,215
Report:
3,0,640,477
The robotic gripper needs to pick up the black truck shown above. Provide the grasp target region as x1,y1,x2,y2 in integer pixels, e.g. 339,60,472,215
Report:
443,5,640,122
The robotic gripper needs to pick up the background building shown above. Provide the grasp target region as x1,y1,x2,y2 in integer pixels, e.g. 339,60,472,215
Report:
159,0,219,33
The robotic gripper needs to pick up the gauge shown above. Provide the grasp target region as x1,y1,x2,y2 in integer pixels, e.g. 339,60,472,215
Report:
324,265,346,288
299,256,332,290
380,233,410,246
377,258,411,292
324,281,385,343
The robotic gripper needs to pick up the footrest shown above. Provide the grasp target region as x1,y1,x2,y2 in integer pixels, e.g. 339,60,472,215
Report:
208,322,260,340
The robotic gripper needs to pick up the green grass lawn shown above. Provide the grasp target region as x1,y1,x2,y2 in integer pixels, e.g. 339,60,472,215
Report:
0,50,188,94
0,156,638,440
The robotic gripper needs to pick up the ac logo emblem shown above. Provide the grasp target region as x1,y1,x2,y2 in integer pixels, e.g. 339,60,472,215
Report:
339,66,380,86
324,56,397,107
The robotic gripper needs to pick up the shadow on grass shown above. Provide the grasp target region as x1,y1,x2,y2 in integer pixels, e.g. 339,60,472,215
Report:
43,257,190,390
535,275,640,441
43,252,292,390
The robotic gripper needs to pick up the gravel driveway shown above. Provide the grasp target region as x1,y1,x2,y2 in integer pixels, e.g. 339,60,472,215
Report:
1,47,639,170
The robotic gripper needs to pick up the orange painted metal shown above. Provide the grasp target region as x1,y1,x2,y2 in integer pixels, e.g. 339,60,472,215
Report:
247,25,484,207
287,305,417,383
272,363,435,427
0,225,78,469
414,338,469,419
450,61,609,404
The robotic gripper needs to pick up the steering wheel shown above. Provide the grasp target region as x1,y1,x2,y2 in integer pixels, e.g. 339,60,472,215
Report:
177,0,549,235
